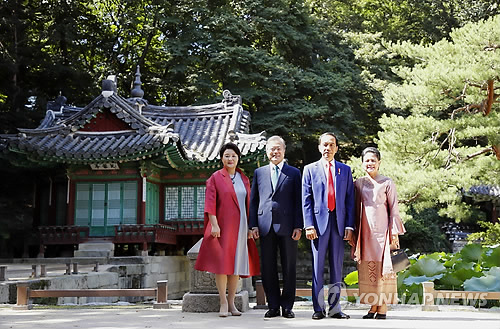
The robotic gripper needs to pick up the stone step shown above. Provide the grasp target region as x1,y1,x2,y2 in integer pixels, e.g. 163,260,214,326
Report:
74,250,113,258
78,242,115,251
75,241,115,257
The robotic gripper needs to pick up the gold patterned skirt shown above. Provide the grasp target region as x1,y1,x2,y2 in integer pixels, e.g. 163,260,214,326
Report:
358,260,398,305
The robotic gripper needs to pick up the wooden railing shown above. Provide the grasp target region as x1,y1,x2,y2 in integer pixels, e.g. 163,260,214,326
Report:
16,280,170,310
114,224,177,245
166,219,204,235
38,220,203,246
39,226,89,245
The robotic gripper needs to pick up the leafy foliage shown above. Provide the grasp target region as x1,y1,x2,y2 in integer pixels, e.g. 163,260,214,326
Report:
307,0,500,44
398,244,500,304
468,221,500,246
463,267,500,292
362,16,500,223
345,244,500,306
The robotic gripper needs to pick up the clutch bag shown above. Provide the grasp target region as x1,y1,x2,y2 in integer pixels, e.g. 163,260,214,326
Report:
391,249,410,272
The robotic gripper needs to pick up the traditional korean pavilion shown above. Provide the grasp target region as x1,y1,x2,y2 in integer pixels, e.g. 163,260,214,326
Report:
0,67,266,257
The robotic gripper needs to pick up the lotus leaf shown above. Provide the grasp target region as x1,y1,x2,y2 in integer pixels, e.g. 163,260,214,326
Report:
454,261,474,271
460,244,483,262
438,272,463,288
484,266,500,277
403,274,443,286
410,258,446,277
482,246,500,268
463,273,500,292
453,268,482,282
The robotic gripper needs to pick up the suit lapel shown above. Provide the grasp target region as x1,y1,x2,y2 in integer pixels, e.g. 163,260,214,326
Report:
274,163,287,193
315,160,327,186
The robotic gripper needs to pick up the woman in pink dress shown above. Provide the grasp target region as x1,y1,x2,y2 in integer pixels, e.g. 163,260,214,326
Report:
352,147,406,319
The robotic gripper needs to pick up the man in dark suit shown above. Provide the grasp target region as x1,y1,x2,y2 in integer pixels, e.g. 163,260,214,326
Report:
249,136,303,319
302,132,355,320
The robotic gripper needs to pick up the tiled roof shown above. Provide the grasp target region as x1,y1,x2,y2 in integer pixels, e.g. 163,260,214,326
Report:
465,185,500,203
1,83,266,168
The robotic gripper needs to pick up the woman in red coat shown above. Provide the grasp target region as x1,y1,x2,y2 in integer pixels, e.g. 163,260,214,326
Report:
195,143,260,317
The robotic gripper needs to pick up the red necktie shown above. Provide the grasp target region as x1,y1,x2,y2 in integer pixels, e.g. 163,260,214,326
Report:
328,162,336,211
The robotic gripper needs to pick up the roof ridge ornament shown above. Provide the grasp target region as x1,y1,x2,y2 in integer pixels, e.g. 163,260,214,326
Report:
227,130,238,142
102,75,117,98
222,90,241,106
130,65,145,98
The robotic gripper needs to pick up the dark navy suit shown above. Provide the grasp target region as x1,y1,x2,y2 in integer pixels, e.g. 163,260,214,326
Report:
302,159,355,313
249,163,302,311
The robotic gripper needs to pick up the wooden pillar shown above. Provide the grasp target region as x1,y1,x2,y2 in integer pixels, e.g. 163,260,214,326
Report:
38,244,45,259
157,280,168,303
159,183,165,223
138,177,146,225
48,177,56,226
16,282,32,309
32,181,40,229
66,178,75,226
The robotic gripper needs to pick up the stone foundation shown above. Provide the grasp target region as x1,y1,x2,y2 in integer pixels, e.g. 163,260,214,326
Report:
182,290,249,313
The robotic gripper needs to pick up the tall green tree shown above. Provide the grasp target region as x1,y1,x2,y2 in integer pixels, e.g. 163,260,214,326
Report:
308,0,500,44
1,0,377,166
356,15,500,223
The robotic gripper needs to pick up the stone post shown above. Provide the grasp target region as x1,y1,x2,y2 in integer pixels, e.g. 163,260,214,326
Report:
0,266,7,281
182,238,249,312
153,280,170,309
31,265,38,278
422,281,439,311
40,265,47,277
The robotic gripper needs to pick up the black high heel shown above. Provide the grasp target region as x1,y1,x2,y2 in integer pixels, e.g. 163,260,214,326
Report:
375,313,387,319
362,312,376,319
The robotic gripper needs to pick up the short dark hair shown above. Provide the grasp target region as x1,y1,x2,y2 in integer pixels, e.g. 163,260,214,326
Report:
361,147,381,161
219,142,242,164
318,132,337,145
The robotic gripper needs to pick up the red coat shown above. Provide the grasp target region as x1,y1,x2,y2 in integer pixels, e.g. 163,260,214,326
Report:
195,168,260,277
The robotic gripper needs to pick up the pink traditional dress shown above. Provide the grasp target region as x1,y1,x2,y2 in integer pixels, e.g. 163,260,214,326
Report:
353,175,406,305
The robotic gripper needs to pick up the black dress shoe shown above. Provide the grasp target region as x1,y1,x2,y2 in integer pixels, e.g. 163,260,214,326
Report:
375,313,386,319
282,309,295,318
312,311,326,320
330,311,350,319
362,312,376,319
264,308,281,318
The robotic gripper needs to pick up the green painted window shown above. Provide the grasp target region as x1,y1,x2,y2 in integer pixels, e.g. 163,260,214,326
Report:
146,182,159,225
75,181,137,236
165,186,205,220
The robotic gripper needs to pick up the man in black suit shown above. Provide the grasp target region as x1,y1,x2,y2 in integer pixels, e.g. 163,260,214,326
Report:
249,136,303,318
